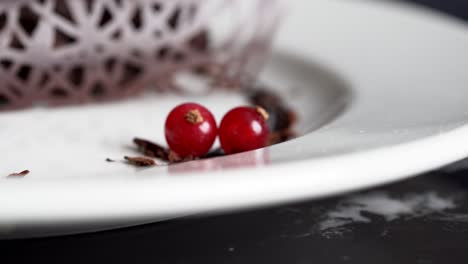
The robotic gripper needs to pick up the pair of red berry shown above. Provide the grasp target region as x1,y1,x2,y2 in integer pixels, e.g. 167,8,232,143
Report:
165,102,270,158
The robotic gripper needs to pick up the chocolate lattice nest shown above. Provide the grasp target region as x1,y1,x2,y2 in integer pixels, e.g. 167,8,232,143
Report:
0,0,281,110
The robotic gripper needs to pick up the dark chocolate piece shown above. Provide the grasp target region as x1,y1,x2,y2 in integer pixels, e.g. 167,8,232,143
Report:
124,156,156,167
248,88,297,144
8,170,30,178
133,138,170,161
268,130,297,145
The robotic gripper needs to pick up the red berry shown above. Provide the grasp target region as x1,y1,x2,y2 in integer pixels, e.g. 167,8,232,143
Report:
165,103,217,158
219,106,270,154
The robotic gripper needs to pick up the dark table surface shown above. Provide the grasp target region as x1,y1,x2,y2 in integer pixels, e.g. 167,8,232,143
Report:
3,1,468,263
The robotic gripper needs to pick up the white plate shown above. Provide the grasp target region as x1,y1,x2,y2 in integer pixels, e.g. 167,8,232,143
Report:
2,0,468,239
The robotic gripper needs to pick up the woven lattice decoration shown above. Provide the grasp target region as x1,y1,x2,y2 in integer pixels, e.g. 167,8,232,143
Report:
0,0,280,110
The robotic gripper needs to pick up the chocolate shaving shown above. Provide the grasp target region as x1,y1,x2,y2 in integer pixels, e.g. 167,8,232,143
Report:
124,156,156,167
248,88,282,108
8,170,30,178
133,138,197,163
105,158,116,162
133,137,169,161
248,88,297,145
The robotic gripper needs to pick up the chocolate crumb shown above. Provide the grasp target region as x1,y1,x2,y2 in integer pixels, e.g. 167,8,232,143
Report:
248,88,297,142
106,158,116,162
133,138,169,160
255,106,269,121
185,109,203,124
124,156,156,167
132,138,200,164
8,170,30,178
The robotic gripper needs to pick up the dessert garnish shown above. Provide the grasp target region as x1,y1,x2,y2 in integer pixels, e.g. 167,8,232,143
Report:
120,88,296,166
165,103,217,159
219,106,270,154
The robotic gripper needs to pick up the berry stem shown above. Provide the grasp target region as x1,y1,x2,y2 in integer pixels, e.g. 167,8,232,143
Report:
255,106,269,121
185,109,204,124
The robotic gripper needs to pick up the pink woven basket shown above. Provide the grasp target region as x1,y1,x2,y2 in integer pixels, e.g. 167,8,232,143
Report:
0,0,281,110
